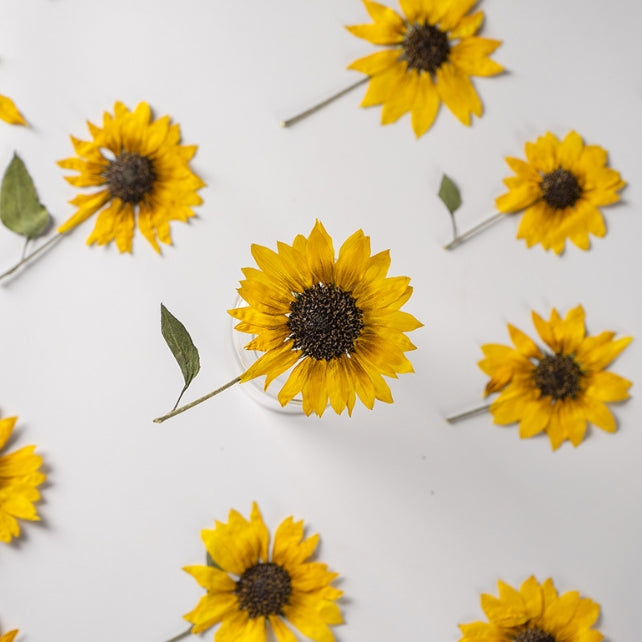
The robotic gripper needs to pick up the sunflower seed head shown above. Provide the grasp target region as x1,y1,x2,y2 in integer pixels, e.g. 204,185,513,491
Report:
235,562,292,619
403,23,451,74
534,353,583,400
513,627,556,642
541,168,582,210
288,283,364,360
104,151,156,204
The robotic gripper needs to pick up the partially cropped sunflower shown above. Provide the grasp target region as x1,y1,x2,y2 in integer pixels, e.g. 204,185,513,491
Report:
496,131,625,254
479,305,632,450
0,415,46,542
229,220,423,416
346,0,503,137
183,502,343,642
459,576,603,642
0,629,18,642
0,94,25,125
57,101,205,253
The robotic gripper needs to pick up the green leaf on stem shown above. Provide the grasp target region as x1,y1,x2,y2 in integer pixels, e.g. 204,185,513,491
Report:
160,303,201,409
0,153,50,238
438,174,462,216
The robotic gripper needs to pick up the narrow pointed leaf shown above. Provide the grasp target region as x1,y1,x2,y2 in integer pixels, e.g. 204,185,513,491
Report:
160,304,201,392
0,153,50,238
438,174,462,215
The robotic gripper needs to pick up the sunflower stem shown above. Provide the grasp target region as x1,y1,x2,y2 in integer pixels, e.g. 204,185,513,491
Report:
153,376,242,424
445,404,490,424
280,76,370,128
443,212,506,250
0,232,67,281
162,626,192,642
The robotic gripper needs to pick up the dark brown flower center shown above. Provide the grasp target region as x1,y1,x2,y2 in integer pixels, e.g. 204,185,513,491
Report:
402,23,451,74
540,168,582,210
534,354,583,400
287,283,364,361
104,152,156,203
513,628,556,642
235,562,292,619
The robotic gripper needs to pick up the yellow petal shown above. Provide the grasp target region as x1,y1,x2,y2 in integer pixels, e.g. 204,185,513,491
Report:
518,400,551,438
346,23,405,45
269,616,298,642
359,62,406,107
411,72,441,138
380,64,419,124
585,371,632,402
0,95,26,125
57,190,111,234
449,37,503,77
306,220,335,284
495,182,541,213
347,48,402,74
0,416,17,450
182,565,236,593
362,0,406,29
449,11,484,38
436,62,482,126
507,324,542,359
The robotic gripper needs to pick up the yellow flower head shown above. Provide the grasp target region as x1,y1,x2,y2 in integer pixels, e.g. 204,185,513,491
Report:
183,502,343,642
229,220,423,416
496,131,625,254
0,94,26,126
57,101,205,253
346,0,503,137
479,305,632,450
459,576,603,642
0,630,18,642
0,416,46,543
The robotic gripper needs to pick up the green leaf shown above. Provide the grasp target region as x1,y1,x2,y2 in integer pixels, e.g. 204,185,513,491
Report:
205,551,221,569
438,174,462,216
0,153,50,238
160,304,201,402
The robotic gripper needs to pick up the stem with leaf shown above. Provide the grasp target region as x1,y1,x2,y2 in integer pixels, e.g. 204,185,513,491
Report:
154,376,242,424
443,212,506,250
0,232,66,281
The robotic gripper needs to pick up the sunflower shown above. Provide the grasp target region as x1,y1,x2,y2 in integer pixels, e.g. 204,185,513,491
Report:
0,629,18,642
459,576,604,642
0,94,25,125
57,101,205,253
345,0,503,137
479,305,632,450
0,415,46,543
496,131,625,254
228,220,423,416
183,502,343,642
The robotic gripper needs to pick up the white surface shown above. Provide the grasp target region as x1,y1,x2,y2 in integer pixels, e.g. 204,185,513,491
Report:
0,0,640,640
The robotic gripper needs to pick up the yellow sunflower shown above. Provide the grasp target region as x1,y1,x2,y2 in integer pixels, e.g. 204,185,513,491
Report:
0,415,46,542
0,94,25,125
0,629,18,642
183,502,343,642
57,101,205,253
346,0,503,137
459,576,604,642
479,305,632,450
496,131,625,254
229,220,423,416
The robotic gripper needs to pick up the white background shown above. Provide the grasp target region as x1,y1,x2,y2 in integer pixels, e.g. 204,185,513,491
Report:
0,0,640,640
